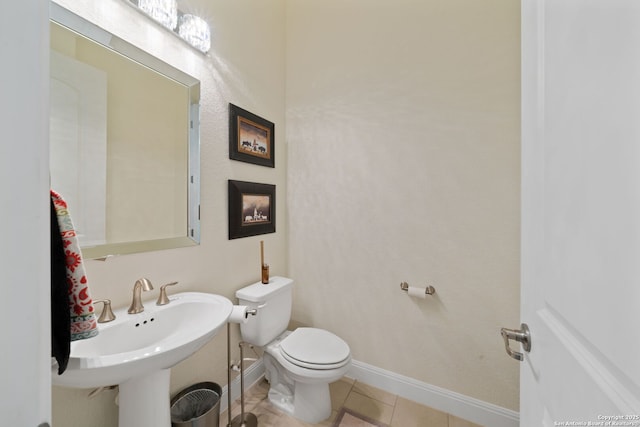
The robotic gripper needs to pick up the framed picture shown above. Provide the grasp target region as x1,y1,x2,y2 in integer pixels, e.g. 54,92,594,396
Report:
229,103,275,168
228,180,276,239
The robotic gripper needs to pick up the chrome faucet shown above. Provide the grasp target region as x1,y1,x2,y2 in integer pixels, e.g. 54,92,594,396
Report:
128,278,154,314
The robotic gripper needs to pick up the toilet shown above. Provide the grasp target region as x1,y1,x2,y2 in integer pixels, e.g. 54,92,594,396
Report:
236,276,351,423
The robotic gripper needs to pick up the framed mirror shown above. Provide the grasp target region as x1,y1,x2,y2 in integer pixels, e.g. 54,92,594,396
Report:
49,3,201,259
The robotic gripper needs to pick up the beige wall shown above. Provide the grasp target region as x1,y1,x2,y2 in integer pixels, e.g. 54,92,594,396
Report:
286,0,521,411
51,1,287,426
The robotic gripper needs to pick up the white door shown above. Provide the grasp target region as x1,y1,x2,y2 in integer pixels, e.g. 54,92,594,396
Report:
0,0,51,425
513,0,640,424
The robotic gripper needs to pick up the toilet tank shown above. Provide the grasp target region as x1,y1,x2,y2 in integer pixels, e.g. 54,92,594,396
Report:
235,276,293,346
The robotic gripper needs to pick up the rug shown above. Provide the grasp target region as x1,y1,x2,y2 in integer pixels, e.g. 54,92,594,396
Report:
332,407,390,427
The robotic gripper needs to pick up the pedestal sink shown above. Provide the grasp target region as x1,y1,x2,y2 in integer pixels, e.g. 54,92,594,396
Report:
52,292,233,427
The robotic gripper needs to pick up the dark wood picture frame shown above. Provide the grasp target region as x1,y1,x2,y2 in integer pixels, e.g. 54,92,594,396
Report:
228,180,276,239
229,103,275,168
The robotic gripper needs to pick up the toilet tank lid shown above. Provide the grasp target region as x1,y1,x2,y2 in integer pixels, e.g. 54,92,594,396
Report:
235,276,293,302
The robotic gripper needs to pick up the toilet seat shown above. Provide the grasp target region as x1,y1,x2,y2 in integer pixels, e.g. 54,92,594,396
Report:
279,328,350,370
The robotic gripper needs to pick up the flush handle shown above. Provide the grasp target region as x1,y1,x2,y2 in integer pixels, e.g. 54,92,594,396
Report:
500,323,531,361
246,302,267,316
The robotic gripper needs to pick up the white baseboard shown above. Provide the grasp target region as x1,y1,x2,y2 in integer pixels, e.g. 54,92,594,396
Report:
347,360,519,427
218,358,519,427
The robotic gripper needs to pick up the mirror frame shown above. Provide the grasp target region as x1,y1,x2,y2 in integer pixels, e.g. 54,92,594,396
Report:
50,3,201,259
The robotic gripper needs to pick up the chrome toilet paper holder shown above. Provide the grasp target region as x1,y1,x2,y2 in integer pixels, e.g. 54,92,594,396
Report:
400,281,436,295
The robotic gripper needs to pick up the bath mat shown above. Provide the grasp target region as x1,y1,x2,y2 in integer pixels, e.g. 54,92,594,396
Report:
332,407,390,427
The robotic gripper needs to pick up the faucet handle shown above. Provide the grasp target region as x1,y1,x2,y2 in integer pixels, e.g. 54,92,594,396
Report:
156,281,179,306
94,299,116,323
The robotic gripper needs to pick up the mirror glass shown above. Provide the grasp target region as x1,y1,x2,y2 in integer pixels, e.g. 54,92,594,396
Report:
49,4,201,259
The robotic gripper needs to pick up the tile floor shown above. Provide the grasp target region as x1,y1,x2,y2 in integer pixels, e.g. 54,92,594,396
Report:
222,377,483,427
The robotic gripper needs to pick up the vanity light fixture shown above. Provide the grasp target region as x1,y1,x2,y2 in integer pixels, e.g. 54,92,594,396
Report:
138,0,178,31
128,0,211,53
178,14,211,53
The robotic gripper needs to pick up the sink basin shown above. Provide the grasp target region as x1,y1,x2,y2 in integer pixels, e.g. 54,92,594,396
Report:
52,292,232,427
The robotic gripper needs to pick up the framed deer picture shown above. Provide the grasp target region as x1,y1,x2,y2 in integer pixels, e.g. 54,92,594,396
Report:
228,180,276,239
229,104,275,168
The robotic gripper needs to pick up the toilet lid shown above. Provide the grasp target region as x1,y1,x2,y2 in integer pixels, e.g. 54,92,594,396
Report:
280,328,350,370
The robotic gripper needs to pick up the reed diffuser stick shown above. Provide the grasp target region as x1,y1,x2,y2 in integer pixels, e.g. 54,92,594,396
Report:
260,240,269,284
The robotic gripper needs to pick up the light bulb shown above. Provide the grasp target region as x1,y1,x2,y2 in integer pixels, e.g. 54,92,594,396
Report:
138,0,178,31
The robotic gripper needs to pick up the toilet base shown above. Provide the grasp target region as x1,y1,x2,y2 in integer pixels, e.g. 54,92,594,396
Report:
266,379,332,424
293,381,332,423
263,350,336,424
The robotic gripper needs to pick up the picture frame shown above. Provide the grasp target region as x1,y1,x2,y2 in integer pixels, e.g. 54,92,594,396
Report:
228,180,276,239
229,103,275,168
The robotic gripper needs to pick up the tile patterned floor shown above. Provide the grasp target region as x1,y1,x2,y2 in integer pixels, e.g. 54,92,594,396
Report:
222,377,483,427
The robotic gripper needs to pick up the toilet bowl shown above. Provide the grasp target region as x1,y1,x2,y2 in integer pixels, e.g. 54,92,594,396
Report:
235,277,352,423
262,328,351,422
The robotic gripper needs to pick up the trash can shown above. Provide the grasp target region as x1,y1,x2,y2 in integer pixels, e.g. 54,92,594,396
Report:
170,382,222,427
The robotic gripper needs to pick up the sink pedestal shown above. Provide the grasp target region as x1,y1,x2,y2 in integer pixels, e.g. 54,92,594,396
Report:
119,369,171,427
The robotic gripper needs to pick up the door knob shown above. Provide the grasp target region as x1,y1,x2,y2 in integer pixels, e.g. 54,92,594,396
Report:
500,323,531,361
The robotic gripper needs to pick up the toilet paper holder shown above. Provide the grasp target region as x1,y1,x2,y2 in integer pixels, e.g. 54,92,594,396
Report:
400,282,436,295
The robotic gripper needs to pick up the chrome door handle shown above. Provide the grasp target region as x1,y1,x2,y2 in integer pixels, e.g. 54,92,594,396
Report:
500,323,531,361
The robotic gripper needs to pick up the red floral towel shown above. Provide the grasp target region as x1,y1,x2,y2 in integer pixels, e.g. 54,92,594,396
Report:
51,190,98,341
